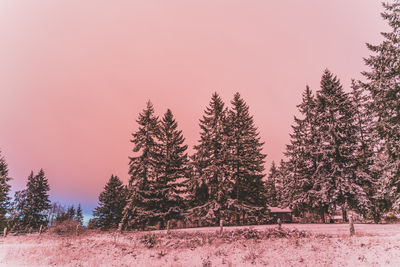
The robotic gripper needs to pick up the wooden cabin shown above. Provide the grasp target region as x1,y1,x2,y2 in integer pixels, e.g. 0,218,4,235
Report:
268,207,293,223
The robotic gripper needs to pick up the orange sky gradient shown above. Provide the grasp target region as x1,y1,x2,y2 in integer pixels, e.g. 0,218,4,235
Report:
0,1,388,215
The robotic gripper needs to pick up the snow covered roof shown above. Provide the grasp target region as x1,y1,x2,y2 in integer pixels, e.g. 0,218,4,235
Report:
268,207,292,213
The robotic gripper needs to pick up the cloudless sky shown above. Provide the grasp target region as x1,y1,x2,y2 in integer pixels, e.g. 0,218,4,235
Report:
0,1,388,217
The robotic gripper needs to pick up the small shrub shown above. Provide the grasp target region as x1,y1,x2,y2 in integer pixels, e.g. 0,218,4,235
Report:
298,213,323,223
50,219,82,236
157,250,167,259
202,256,212,267
384,213,398,223
87,218,99,229
141,233,158,248
243,250,259,264
221,227,310,241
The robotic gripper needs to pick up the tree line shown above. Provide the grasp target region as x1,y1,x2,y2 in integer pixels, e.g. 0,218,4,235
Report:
0,1,399,232
90,1,400,229
267,2,400,223
91,92,268,230
0,164,84,232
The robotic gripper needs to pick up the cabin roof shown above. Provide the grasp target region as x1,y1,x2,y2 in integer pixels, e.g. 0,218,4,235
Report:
268,207,292,213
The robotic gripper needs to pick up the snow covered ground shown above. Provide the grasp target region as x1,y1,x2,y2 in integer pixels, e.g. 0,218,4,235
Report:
1,223,400,266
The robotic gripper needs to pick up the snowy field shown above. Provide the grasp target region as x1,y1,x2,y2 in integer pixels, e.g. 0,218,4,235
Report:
1,223,400,267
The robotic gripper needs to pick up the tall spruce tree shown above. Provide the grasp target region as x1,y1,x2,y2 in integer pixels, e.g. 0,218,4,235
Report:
13,169,51,231
188,93,232,225
153,109,189,228
351,81,389,222
119,101,162,230
283,72,372,222
227,92,268,224
0,151,11,230
281,86,319,217
275,159,288,206
314,70,369,221
265,161,279,207
94,175,127,229
361,1,400,211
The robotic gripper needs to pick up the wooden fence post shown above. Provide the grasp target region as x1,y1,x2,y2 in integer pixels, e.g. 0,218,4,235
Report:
219,219,224,235
3,227,7,237
39,225,43,235
277,218,282,230
76,225,79,236
349,215,355,237
167,220,171,234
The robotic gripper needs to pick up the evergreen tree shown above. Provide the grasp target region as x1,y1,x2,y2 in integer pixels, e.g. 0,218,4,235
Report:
265,161,278,207
226,92,268,224
67,205,75,219
153,109,189,228
120,101,161,230
283,72,371,222
351,81,389,222
275,159,288,205
47,203,66,226
94,175,127,229
361,1,400,211
0,150,11,230
75,204,84,225
9,190,27,231
12,169,51,231
188,93,232,225
313,70,369,221
281,86,319,217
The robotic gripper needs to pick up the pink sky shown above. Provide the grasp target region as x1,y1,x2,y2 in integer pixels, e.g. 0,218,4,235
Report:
0,1,387,215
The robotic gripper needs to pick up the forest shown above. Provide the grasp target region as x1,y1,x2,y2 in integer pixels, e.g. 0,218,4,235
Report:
0,2,399,234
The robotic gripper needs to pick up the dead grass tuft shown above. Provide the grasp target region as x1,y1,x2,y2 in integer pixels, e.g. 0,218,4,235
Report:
48,219,84,236
140,233,158,248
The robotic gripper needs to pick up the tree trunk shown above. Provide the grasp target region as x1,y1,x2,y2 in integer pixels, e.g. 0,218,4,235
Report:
349,215,355,236
373,214,380,224
342,206,348,223
320,208,326,223
372,209,381,224
167,220,171,234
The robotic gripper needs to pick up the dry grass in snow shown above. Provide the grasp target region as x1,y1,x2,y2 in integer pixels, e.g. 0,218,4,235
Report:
1,224,400,266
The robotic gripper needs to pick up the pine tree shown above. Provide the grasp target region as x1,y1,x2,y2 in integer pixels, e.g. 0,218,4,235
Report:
153,109,189,228
281,86,319,217
282,72,371,222
94,175,127,229
265,161,278,207
13,169,51,231
226,92,268,224
47,203,65,226
275,159,288,205
188,93,232,226
361,1,400,211
314,70,369,221
120,101,161,230
9,190,27,231
67,205,75,219
0,150,11,230
75,204,84,225
351,81,389,222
